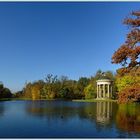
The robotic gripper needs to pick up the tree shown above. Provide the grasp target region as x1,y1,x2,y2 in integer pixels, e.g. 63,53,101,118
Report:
84,84,96,99
13,91,23,98
94,70,115,80
23,80,45,99
45,74,58,84
115,74,140,92
59,87,70,98
76,77,90,96
118,84,140,103
94,69,103,80
23,82,32,99
112,11,140,74
2,88,12,98
40,74,58,99
0,83,12,98
111,10,140,103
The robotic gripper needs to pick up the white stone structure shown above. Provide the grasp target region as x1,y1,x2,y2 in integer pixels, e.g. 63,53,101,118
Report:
96,79,113,99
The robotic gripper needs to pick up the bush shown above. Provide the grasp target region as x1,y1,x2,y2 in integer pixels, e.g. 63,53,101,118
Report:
118,84,140,103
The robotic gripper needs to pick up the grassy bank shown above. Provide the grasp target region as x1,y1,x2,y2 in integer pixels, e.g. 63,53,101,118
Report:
73,99,117,102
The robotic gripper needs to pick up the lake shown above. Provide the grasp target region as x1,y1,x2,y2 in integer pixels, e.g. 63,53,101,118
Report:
0,100,140,138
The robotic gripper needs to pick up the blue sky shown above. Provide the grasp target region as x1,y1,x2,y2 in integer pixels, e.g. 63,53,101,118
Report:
0,2,140,92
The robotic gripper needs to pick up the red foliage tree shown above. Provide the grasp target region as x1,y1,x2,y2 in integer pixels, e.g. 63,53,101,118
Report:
118,84,140,103
112,11,140,74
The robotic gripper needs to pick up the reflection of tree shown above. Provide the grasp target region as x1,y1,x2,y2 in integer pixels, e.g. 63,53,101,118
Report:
0,103,5,117
26,101,98,122
25,101,118,128
116,103,140,133
26,101,77,121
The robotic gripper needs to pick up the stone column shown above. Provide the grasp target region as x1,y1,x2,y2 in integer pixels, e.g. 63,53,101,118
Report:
97,84,99,98
110,86,112,98
108,84,110,98
101,85,103,98
103,84,105,98
98,85,99,98
99,85,101,98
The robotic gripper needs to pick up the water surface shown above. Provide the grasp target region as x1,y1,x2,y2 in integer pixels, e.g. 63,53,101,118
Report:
0,100,140,138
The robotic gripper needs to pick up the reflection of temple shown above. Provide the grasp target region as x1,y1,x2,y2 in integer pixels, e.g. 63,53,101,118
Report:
96,102,112,124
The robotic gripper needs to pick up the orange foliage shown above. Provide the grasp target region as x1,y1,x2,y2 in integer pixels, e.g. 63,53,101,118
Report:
118,84,140,103
112,10,140,75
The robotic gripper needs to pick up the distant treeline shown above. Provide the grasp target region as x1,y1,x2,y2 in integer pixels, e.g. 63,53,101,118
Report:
14,70,116,100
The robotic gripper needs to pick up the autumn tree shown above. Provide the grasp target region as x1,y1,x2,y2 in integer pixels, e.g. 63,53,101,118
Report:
112,11,140,75
118,84,140,103
41,74,58,99
112,10,140,103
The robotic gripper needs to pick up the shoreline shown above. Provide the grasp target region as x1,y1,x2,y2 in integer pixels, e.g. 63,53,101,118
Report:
0,98,57,101
72,99,118,102
0,98,118,102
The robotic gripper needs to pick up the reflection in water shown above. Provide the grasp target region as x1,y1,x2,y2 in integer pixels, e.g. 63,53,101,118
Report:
25,100,140,136
25,100,117,127
0,103,5,117
96,102,112,124
25,101,97,122
1,100,140,138
116,103,140,133
20,101,120,138
26,101,74,122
